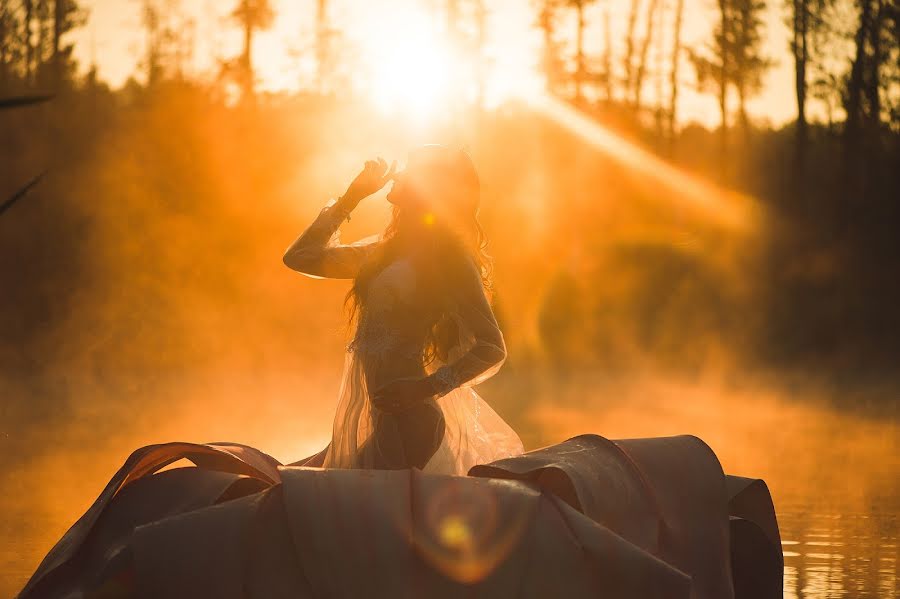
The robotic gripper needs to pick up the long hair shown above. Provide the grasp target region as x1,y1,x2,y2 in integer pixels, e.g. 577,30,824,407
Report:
345,148,493,364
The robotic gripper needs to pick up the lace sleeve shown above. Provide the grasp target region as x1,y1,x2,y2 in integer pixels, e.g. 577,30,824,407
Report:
427,257,507,397
282,198,379,279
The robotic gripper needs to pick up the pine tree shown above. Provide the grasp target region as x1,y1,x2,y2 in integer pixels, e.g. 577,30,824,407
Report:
231,0,274,99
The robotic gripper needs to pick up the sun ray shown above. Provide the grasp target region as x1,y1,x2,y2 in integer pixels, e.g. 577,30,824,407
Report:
522,93,759,232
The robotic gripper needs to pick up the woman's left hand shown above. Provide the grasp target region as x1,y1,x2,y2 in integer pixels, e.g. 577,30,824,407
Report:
371,377,434,413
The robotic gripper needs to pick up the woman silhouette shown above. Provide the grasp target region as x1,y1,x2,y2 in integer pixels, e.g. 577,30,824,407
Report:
18,148,776,599
284,145,523,473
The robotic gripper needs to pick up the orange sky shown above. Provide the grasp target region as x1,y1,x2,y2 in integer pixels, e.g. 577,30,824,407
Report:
72,0,800,127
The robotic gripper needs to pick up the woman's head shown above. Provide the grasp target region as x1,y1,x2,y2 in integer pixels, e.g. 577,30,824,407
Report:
346,145,493,349
387,145,481,235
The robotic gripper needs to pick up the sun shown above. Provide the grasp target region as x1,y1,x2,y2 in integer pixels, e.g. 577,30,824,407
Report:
356,6,541,120
359,9,460,121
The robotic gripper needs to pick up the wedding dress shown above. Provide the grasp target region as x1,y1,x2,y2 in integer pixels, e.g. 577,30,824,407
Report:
282,197,524,474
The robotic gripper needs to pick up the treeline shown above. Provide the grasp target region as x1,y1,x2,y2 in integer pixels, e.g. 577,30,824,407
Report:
0,0,85,91
1,1,900,402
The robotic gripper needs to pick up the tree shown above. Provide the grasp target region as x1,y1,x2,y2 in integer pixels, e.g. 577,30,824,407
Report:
24,0,33,83
36,0,50,85
623,0,641,100
566,0,596,105
0,1,22,89
601,8,613,103
790,0,811,169
787,0,839,179
843,0,885,149
51,0,84,87
535,0,567,94
139,0,194,87
688,0,733,148
231,0,274,99
690,0,770,146
669,0,685,139
633,0,660,111
731,0,771,131
841,0,896,194
0,0,82,90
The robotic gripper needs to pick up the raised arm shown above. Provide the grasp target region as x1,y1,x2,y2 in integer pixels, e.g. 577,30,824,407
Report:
283,158,395,280
282,196,376,279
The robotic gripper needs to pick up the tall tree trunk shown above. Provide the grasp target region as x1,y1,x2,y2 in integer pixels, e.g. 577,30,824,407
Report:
845,0,870,150
24,0,34,84
654,0,665,134
717,0,729,152
603,9,613,103
793,0,809,174
735,0,751,136
53,0,63,86
669,0,685,141
842,0,872,206
738,82,748,131
37,0,47,86
623,0,641,100
574,3,585,105
865,0,883,131
0,2,7,90
538,1,559,93
634,0,660,111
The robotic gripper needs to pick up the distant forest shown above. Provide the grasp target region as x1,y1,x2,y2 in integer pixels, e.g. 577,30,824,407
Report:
2,0,899,412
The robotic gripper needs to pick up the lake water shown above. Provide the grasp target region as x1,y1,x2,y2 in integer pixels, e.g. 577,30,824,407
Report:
2,374,897,598
780,507,897,598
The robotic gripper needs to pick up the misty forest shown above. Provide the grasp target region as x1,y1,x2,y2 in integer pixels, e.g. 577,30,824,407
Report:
1,1,898,597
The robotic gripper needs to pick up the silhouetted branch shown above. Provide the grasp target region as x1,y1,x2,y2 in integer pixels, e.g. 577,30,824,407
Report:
0,94,54,109
1,172,46,216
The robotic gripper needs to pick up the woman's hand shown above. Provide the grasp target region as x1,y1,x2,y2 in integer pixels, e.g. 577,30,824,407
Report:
343,157,397,202
370,376,435,413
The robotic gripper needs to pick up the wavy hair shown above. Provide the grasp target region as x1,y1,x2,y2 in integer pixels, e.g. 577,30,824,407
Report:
344,148,493,364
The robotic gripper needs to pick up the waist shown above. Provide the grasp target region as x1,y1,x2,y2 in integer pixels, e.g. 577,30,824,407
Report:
363,356,428,394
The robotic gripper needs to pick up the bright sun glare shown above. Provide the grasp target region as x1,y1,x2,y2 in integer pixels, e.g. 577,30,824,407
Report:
359,7,540,120
363,10,457,120
350,4,751,231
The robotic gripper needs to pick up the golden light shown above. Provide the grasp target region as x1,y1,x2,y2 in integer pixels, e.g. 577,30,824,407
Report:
524,93,760,231
361,9,457,121
438,515,473,549
357,4,541,120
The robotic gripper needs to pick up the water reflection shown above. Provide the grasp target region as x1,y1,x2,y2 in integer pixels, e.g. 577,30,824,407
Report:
522,373,899,599
781,511,898,598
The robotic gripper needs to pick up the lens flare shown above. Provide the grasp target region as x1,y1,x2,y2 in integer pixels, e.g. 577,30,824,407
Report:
411,475,535,584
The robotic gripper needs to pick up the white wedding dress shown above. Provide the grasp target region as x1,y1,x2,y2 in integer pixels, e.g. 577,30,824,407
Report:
282,197,524,474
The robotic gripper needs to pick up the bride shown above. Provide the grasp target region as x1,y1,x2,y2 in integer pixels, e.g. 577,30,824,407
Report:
283,145,523,474
17,145,779,599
